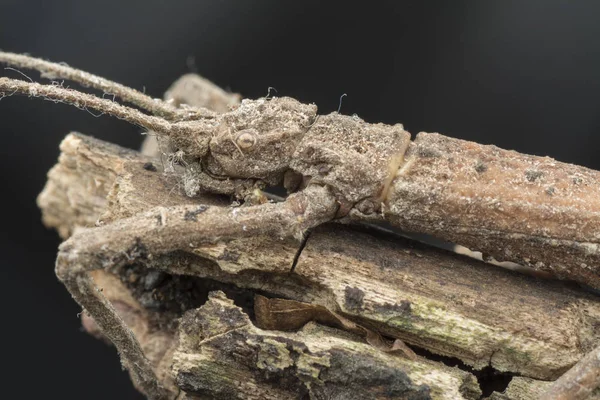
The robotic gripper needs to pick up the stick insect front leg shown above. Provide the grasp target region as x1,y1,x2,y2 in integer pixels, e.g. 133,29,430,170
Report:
55,185,337,400
542,345,600,400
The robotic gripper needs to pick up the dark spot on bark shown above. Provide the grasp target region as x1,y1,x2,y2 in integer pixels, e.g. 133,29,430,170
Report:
344,286,365,311
303,147,315,158
127,238,149,260
177,370,240,399
279,337,310,354
218,249,241,263
545,186,556,196
143,161,157,172
376,300,412,315
184,205,209,221
572,176,583,185
417,146,441,158
525,169,544,182
216,303,251,329
398,300,412,314
475,161,488,173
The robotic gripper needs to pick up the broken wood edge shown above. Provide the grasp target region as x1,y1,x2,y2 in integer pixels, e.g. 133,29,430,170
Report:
485,376,600,400
86,271,482,399
173,290,481,400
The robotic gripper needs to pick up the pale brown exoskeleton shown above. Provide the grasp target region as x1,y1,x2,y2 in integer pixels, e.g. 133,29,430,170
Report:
1,52,598,399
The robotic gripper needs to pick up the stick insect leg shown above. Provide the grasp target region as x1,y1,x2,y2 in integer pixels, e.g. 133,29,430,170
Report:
55,185,337,400
542,344,600,400
59,273,168,399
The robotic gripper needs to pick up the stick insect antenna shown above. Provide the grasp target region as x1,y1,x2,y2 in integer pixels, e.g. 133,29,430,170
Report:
0,77,180,135
0,51,187,120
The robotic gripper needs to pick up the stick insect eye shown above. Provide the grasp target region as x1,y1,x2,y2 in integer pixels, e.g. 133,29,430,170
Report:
235,131,257,150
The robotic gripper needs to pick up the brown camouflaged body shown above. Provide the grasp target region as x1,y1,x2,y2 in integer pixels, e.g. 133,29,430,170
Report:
2,52,600,288
290,113,411,205
386,132,600,286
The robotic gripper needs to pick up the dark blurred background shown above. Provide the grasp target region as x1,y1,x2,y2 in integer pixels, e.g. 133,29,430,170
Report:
1,1,599,398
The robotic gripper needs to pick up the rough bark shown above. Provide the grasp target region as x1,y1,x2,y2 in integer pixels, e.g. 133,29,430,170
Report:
485,377,600,400
38,133,600,399
174,291,481,400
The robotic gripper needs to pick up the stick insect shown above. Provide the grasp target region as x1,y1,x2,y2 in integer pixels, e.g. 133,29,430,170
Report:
1,52,599,399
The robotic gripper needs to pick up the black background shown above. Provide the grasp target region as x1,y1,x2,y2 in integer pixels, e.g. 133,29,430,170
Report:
1,1,600,398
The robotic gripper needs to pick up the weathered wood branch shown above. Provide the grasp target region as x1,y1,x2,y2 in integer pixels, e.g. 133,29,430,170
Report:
38,133,600,399
175,291,483,400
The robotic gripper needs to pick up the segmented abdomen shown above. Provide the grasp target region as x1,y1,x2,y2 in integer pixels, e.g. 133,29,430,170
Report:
385,132,600,288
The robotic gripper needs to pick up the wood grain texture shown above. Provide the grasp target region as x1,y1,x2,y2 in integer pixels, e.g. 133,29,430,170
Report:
173,291,481,400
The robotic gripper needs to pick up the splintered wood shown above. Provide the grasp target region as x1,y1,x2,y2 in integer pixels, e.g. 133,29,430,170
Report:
38,133,600,399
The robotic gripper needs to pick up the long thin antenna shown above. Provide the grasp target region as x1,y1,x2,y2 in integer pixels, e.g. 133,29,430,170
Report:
0,51,186,120
0,77,176,134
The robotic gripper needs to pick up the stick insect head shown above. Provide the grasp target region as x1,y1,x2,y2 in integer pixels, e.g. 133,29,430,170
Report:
206,97,317,184
0,52,317,197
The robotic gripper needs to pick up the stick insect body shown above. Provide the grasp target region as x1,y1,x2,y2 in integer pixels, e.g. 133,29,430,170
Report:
0,52,597,399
